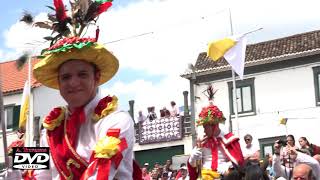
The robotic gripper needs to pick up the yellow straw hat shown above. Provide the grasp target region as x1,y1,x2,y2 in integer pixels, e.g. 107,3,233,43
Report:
33,37,119,89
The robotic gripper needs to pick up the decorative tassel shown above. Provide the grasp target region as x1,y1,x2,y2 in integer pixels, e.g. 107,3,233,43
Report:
20,11,34,24
16,53,30,70
95,26,100,42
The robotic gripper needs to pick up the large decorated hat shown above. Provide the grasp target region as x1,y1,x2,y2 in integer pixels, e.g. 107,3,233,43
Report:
33,37,118,89
21,0,117,89
196,104,226,126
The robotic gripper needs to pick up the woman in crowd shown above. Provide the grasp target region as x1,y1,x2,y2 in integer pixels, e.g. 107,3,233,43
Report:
299,137,320,157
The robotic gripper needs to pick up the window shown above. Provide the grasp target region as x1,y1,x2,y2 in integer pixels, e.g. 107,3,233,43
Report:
4,105,14,129
258,135,286,158
3,105,20,131
313,66,320,106
228,78,256,115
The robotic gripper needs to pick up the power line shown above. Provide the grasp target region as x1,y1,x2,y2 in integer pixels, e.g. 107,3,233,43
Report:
104,32,154,44
102,8,228,44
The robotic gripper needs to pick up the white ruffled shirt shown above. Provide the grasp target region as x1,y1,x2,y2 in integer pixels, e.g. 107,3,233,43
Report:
35,94,135,180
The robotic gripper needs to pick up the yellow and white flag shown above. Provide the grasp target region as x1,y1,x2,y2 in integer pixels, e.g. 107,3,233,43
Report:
279,117,288,125
19,80,29,129
207,35,247,79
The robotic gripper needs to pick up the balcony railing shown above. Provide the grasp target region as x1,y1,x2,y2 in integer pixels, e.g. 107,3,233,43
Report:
134,115,191,145
136,116,182,144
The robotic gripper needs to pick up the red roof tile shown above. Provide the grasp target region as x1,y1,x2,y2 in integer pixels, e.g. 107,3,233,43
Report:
0,58,41,95
181,29,320,77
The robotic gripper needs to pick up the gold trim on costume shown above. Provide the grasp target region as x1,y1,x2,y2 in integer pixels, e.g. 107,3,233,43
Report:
66,159,81,180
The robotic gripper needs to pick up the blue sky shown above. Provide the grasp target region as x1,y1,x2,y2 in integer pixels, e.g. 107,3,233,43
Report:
2,0,320,119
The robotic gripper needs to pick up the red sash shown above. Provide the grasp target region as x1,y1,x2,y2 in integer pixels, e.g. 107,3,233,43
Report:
47,108,89,180
203,138,220,170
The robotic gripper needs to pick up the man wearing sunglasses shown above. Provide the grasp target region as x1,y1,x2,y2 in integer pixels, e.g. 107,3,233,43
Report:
242,134,260,165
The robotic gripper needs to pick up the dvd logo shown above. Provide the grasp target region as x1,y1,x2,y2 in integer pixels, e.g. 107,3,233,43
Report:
12,147,50,170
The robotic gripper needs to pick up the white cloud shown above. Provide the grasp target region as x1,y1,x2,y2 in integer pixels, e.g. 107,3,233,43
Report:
97,0,320,76
101,75,189,116
2,0,320,114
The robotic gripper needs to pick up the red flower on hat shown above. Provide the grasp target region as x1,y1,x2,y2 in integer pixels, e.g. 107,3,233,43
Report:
47,37,96,51
197,104,225,126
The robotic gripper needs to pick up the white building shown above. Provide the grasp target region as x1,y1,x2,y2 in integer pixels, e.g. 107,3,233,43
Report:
181,29,320,156
0,59,65,165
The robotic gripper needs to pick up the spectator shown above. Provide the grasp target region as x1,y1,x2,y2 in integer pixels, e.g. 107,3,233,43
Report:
144,162,150,169
164,159,173,172
272,139,320,179
147,106,157,121
175,163,186,180
142,167,151,180
138,110,147,123
161,172,169,180
160,107,171,118
299,137,313,156
286,135,298,148
151,168,159,180
292,163,314,180
265,153,275,178
154,162,160,169
170,101,180,117
177,165,189,180
299,137,320,157
157,165,164,180
242,134,260,165
170,170,177,180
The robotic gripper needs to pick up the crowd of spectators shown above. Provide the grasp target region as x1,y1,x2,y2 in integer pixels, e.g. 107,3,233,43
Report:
241,133,320,180
137,101,181,123
140,133,320,180
141,160,189,180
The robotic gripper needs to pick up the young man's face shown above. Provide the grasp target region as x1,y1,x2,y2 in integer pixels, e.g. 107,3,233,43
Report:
58,60,100,110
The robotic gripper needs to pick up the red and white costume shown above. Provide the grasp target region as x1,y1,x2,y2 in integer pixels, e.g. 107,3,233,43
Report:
34,94,135,180
188,130,244,180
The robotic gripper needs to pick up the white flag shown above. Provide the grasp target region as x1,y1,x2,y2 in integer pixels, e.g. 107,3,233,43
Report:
224,35,247,79
207,35,247,79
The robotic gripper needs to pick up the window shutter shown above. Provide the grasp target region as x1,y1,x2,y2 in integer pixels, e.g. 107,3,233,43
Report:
13,105,21,130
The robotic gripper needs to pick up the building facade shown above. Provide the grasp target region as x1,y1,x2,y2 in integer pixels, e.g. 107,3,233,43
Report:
182,30,320,157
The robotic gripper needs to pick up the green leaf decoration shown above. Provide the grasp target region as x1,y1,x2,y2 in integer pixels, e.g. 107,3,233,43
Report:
42,42,94,55
95,0,112,4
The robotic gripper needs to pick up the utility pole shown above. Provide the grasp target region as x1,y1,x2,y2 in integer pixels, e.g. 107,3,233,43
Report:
189,64,197,147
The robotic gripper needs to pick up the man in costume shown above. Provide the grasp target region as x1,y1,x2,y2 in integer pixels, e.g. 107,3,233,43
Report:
32,43,135,179
187,104,244,180
5,0,141,179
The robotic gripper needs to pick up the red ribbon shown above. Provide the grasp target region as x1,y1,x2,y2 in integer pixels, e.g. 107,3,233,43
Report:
210,138,219,170
80,129,128,180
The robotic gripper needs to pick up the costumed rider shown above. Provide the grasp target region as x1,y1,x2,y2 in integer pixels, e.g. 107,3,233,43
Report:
5,0,142,179
188,101,244,180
